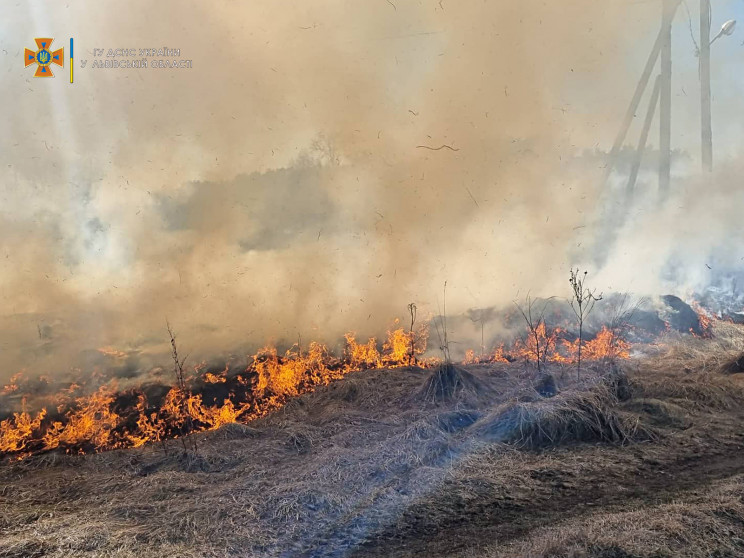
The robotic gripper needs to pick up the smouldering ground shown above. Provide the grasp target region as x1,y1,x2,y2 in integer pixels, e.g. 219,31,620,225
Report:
2,324,744,558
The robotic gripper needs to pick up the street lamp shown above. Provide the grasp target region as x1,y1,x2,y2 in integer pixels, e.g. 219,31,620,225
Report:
700,3,736,173
711,19,736,45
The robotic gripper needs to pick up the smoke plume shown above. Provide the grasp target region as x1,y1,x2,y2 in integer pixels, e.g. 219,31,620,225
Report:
0,1,741,380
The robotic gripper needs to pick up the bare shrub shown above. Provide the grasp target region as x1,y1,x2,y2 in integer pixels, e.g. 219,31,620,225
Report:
568,269,602,379
407,302,418,366
166,321,198,455
513,294,553,373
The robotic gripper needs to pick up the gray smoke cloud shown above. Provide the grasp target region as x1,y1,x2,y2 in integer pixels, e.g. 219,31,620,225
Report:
0,1,742,381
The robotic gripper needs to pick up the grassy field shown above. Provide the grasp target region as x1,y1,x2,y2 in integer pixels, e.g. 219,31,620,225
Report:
2,323,744,557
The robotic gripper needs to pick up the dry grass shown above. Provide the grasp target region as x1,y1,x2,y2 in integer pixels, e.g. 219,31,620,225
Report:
472,474,744,558
630,323,744,411
1,325,744,557
639,320,744,374
477,379,656,449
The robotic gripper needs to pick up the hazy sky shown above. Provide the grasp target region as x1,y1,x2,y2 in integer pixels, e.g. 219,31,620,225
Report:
0,1,742,378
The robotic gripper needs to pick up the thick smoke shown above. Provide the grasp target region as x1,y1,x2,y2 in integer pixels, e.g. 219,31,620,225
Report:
0,1,741,380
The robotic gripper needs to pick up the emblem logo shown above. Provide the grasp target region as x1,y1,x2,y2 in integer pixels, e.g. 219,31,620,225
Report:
24,38,64,77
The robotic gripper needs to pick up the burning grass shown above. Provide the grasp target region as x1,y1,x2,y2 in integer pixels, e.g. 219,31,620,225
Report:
463,324,631,366
0,324,431,460
0,316,636,461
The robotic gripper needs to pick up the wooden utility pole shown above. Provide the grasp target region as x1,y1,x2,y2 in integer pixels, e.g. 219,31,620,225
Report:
700,0,713,172
659,0,678,200
603,28,663,185
626,75,662,204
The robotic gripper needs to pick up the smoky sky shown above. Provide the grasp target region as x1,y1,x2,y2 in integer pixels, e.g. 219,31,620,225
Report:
1,1,743,380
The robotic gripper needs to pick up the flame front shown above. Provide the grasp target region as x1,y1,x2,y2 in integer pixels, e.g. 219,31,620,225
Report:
0,318,637,460
460,324,630,365
0,323,430,458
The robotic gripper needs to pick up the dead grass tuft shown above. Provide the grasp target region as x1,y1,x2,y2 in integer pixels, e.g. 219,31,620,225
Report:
418,363,491,405
476,374,655,449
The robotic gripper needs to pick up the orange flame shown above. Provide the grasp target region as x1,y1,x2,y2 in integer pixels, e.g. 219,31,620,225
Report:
0,399,46,453
690,301,714,338
97,347,128,359
462,325,631,366
0,317,634,460
204,372,227,384
42,386,120,452
1,372,23,395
